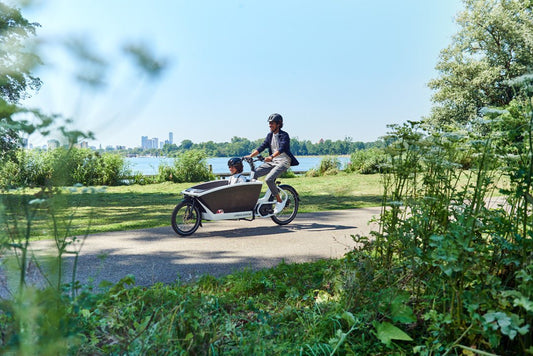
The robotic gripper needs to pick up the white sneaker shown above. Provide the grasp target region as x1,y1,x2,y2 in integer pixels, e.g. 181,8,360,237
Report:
273,200,286,214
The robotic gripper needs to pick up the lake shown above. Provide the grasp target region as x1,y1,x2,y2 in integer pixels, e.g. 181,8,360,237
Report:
125,156,351,175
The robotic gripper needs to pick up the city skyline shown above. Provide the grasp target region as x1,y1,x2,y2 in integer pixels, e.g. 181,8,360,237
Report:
141,132,174,150
27,130,381,151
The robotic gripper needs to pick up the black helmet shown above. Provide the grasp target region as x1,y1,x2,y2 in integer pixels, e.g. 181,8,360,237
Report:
227,157,243,173
267,113,283,128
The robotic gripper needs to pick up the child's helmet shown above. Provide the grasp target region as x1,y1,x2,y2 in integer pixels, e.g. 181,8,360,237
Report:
227,157,243,173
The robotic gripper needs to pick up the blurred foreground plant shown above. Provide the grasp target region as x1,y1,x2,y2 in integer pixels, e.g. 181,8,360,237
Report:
1,1,168,353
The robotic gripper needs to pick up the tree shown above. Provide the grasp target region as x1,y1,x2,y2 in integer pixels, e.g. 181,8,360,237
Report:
228,136,254,156
0,2,42,103
161,142,178,155
179,139,193,150
0,2,42,160
428,0,533,125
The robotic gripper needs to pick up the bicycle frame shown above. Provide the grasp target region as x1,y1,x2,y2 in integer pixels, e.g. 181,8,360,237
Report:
182,181,286,221
171,156,299,236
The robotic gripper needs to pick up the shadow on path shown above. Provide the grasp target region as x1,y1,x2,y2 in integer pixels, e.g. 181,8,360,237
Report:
1,208,380,298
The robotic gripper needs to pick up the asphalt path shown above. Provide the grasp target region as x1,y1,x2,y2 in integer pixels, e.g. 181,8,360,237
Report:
0,208,381,296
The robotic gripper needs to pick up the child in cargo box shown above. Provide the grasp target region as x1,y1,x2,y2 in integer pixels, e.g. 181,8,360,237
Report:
227,157,246,184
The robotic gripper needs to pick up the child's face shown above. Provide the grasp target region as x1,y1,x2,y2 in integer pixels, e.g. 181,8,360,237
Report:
229,165,237,174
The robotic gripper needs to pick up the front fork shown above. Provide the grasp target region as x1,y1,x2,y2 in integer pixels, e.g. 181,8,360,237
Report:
183,196,203,227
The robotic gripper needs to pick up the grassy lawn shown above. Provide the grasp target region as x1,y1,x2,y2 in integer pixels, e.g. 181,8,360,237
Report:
1,173,383,240
291,172,383,210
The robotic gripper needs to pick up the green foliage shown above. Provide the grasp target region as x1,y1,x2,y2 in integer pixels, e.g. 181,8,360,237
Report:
0,2,172,355
346,147,388,174
358,93,533,354
157,136,379,157
1,184,103,354
156,149,215,183
0,125,20,162
429,0,533,125
319,156,341,174
0,2,45,165
0,286,78,355
129,171,156,185
172,149,215,182
305,156,342,177
0,2,42,104
0,147,129,188
99,153,128,186
1,260,402,355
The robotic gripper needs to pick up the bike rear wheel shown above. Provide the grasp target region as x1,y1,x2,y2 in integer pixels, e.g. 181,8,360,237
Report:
171,200,201,236
271,184,299,225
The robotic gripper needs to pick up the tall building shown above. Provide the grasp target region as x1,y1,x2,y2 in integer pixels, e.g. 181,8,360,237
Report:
141,136,149,149
169,132,173,145
141,136,160,149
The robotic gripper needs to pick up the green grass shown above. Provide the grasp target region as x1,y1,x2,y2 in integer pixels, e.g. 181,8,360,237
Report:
294,172,383,210
1,173,383,240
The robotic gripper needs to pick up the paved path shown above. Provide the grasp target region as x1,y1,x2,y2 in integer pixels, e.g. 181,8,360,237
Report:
0,208,380,296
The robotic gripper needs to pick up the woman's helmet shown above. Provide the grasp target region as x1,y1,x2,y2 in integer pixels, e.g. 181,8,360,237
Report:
227,157,243,173
267,113,283,128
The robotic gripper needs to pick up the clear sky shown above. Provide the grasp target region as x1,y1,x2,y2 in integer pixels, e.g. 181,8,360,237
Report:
19,0,464,149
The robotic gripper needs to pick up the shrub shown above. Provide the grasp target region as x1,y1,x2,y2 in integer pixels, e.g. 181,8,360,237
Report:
0,148,129,188
47,147,80,186
71,149,100,185
304,168,319,177
304,157,341,177
171,149,215,183
318,156,341,175
99,153,129,185
361,114,533,354
0,149,51,188
0,159,21,188
156,163,176,182
303,156,341,177
131,171,155,185
346,147,387,174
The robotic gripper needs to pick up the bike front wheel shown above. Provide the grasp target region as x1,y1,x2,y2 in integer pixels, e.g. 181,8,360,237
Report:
271,184,299,225
171,200,201,236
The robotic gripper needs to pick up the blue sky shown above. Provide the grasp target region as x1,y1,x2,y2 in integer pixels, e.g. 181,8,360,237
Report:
20,0,464,149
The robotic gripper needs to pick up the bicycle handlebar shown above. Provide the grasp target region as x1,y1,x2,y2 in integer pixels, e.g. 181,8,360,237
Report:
242,155,264,173
243,155,264,163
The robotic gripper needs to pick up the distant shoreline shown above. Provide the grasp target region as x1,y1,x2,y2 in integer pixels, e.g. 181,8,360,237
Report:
125,155,351,175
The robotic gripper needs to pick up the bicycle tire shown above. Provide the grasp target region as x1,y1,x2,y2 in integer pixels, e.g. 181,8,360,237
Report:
271,184,299,225
171,200,201,236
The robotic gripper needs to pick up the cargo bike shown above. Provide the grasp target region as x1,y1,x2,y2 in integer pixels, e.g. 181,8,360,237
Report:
171,156,300,236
